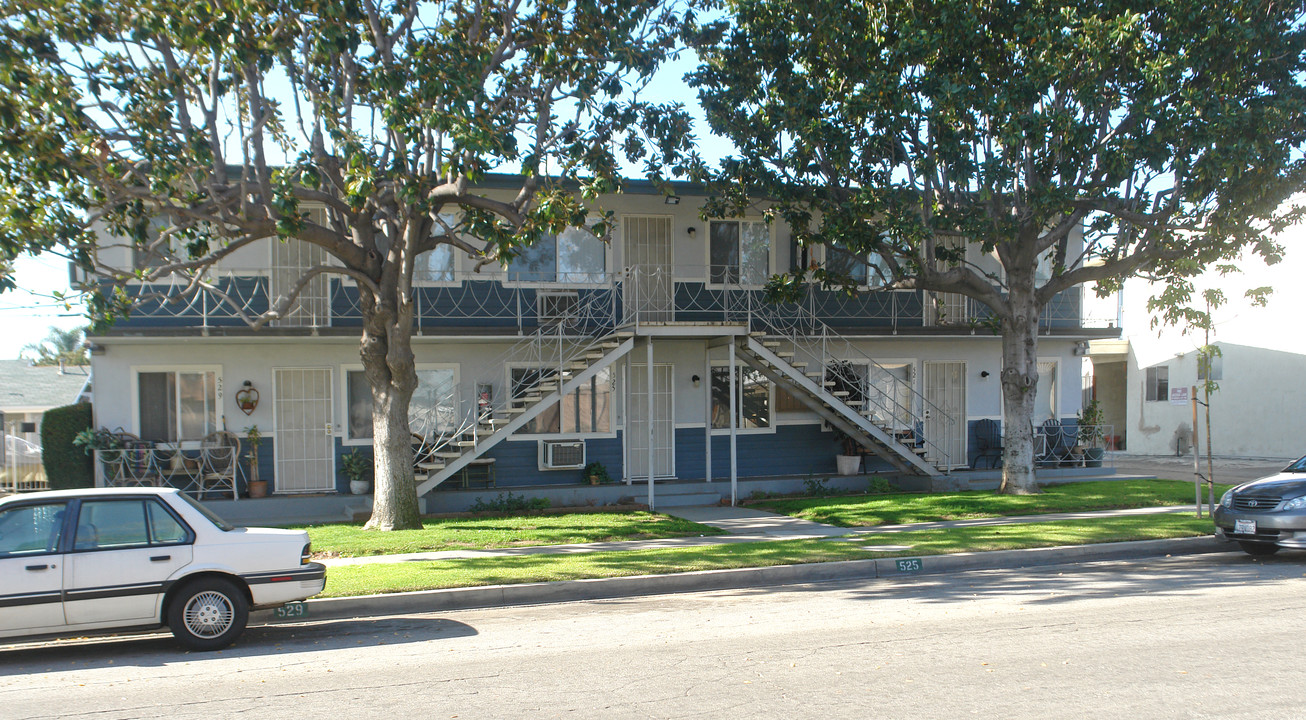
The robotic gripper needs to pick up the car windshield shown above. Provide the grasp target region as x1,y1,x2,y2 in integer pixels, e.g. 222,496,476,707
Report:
176,492,236,531
1284,455,1306,473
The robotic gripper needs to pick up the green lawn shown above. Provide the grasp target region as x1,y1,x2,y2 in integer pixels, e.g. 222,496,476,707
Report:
300,510,724,558
746,479,1230,527
318,513,1217,597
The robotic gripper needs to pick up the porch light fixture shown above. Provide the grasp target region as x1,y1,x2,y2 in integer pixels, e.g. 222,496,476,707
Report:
979,370,991,379
691,374,701,388
664,195,681,205
687,226,697,238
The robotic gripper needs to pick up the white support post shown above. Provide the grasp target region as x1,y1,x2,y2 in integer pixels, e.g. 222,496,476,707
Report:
647,337,656,510
704,340,712,484
729,338,738,506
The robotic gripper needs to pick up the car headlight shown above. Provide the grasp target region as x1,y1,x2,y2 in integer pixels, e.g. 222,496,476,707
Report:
1284,497,1306,511
1221,490,1233,508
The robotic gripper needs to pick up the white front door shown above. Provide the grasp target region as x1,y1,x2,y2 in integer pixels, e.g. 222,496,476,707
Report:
623,215,673,323
627,363,674,479
923,361,967,468
274,368,336,493
0,500,68,634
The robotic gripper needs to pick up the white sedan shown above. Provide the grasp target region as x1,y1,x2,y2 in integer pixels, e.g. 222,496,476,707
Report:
0,487,325,650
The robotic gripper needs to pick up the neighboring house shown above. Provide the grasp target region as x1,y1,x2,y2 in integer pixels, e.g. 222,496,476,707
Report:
1088,340,1304,458
0,359,92,445
85,177,1112,510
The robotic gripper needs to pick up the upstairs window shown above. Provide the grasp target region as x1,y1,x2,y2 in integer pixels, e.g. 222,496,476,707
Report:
1145,365,1169,402
709,220,770,285
415,213,459,284
826,240,893,288
508,226,606,283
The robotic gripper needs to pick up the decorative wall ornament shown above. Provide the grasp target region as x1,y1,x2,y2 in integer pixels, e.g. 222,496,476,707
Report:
236,381,260,415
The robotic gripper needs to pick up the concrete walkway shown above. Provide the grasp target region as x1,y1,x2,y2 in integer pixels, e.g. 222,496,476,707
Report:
318,503,1208,568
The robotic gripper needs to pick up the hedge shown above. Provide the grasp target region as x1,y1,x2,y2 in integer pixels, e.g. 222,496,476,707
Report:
41,402,94,490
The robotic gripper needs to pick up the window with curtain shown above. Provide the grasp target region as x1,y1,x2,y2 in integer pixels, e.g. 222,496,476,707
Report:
511,367,612,434
709,220,769,285
137,370,218,443
711,366,771,429
348,367,458,441
1035,361,1059,422
415,212,458,283
507,226,605,283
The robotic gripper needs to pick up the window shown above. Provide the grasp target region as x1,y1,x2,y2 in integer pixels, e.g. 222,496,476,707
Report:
415,213,458,283
137,369,219,443
710,220,769,285
1145,365,1169,402
1198,352,1223,381
0,502,66,557
511,367,612,435
1035,360,1059,423
347,367,459,442
826,240,892,287
508,226,606,283
73,499,190,551
711,366,771,430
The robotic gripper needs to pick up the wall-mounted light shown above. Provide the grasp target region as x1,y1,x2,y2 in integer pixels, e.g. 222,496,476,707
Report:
691,374,701,388
687,226,697,239
664,195,681,205
979,370,991,379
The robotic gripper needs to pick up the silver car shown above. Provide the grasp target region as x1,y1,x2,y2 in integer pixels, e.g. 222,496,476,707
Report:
1214,455,1306,556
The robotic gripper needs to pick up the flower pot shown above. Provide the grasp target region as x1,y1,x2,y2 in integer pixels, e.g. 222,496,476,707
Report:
1084,447,1105,468
836,454,862,476
248,480,268,498
350,479,371,495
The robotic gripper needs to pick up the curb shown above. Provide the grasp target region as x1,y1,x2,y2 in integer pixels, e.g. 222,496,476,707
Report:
260,535,1235,624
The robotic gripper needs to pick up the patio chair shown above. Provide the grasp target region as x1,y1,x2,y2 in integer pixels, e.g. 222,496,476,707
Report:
971,418,1003,469
1038,418,1075,467
199,430,241,500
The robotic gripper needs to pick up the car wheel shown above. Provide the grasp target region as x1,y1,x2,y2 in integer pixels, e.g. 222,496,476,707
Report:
1237,541,1281,557
167,577,249,651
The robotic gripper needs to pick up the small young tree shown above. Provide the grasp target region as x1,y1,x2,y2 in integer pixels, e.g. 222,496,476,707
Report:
691,0,1306,493
1,0,699,528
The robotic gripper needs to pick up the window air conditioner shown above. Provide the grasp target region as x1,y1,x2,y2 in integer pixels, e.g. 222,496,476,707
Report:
540,439,586,470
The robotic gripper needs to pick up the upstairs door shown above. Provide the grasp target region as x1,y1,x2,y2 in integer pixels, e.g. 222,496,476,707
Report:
274,368,336,493
271,214,331,327
626,363,674,479
923,361,967,469
623,216,673,323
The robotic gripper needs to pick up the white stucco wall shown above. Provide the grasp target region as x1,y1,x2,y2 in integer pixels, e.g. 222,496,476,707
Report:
1125,342,1304,458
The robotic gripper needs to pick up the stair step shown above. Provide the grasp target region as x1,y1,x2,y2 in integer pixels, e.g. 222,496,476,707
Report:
486,418,512,425
598,342,620,349
455,440,478,448
536,383,558,392
584,351,605,359
504,407,526,414
749,331,766,338
831,390,850,397
435,452,463,459
845,400,864,407
762,341,781,348
416,461,445,471
775,351,795,359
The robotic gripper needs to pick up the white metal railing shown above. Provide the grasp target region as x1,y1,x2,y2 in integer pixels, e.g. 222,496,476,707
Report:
93,445,240,500
2,435,47,493
1034,423,1115,468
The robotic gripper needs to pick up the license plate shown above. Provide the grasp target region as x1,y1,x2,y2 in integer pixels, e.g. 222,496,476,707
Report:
274,601,308,619
1235,519,1257,535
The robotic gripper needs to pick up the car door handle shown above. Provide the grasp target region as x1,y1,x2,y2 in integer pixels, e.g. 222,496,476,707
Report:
25,564,51,571
150,555,172,562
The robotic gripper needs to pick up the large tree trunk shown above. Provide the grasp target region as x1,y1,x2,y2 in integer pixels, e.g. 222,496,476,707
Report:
998,287,1042,495
360,284,423,531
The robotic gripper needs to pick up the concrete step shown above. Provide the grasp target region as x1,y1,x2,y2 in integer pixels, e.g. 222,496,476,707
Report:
650,490,725,508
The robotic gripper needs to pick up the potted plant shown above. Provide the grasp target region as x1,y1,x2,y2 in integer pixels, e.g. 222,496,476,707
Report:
583,461,612,485
73,427,127,480
832,427,862,476
341,449,373,495
244,425,267,497
1077,400,1107,467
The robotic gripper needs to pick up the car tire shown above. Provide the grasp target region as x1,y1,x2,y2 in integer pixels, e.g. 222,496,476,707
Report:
166,577,249,651
1237,541,1281,557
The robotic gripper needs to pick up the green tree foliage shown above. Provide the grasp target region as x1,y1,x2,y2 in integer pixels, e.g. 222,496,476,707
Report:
20,325,88,366
1,0,699,527
691,0,1306,492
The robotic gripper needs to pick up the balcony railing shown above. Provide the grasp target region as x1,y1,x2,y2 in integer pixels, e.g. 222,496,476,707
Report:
93,442,241,500
1034,423,1115,469
104,267,1101,333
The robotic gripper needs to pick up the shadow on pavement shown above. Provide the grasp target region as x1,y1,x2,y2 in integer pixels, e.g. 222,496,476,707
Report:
0,615,477,672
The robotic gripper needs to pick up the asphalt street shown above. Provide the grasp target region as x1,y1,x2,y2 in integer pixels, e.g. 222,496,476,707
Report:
3,551,1303,720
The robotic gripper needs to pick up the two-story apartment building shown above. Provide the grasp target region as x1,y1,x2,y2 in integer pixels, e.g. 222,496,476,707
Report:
84,177,1109,511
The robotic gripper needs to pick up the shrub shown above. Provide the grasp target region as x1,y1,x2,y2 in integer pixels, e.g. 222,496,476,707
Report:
867,476,895,494
469,492,551,513
802,477,830,497
41,403,94,490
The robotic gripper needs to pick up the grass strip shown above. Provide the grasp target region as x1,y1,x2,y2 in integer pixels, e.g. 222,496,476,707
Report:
317,513,1216,598
300,511,723,558
747,479,1232,527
